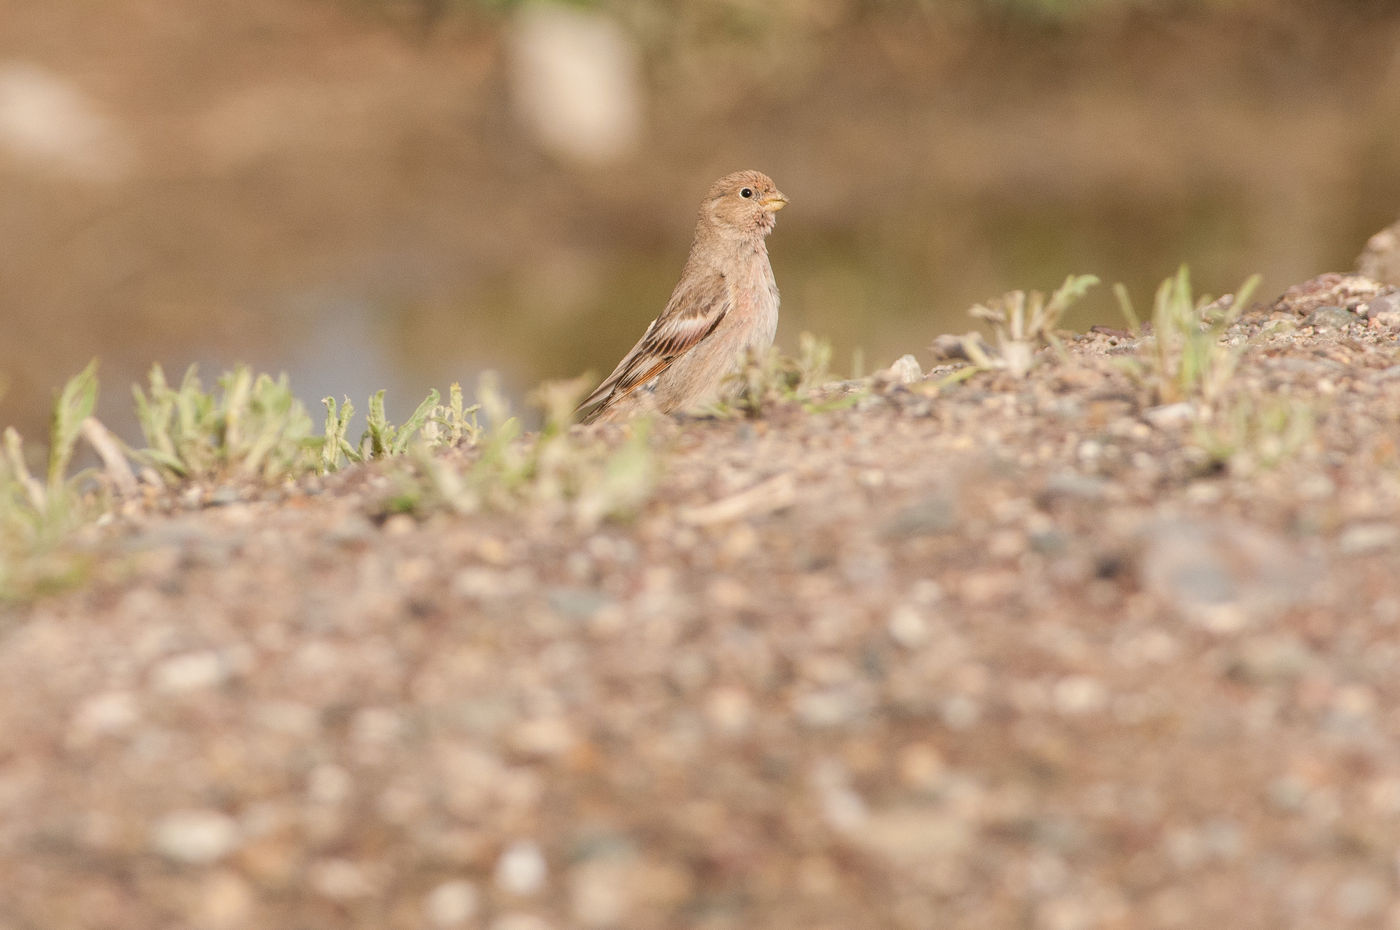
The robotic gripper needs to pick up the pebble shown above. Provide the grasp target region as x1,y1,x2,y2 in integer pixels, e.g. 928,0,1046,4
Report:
68,690,140,743
150,650,231,693
1225,636,1315,683
1053,675,1107,715
309,857,374,899
1337,522,1400,555
151,809,241,864
495,839,548,896
1139,517,1312,630
883,496,957,537
546,586,611,619
1038,471,1108,503
424,879,480,926
883,354,924,384
1335,875,1385,919
1303,305,1354,330
793,686,870,729
886,605,930,648
509,716,577,758
1143,402,1197,429
1360,292,1400,320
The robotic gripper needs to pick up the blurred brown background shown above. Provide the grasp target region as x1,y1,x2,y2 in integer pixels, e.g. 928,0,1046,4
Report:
2,0,1398,440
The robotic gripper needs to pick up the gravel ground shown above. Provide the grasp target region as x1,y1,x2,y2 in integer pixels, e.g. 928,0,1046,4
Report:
3,274,1400,930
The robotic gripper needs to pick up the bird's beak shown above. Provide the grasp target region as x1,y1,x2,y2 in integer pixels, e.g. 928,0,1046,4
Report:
760,191,789,213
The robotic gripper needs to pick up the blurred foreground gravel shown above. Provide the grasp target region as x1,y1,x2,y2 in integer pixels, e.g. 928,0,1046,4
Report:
4,274,1400,929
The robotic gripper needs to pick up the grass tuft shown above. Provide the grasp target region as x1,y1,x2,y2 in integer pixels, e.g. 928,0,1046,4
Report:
385,373,663,528
0,362,105,599
940,274,1100,385
1116,265,1261,405
132,365,319,483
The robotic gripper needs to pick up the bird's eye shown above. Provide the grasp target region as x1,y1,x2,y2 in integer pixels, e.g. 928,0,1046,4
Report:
740,188,753,198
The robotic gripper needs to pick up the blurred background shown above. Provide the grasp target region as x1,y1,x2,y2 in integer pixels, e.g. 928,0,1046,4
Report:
2,0,1398,441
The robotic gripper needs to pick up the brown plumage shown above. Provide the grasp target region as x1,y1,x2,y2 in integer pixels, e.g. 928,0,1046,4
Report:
577,170,788,424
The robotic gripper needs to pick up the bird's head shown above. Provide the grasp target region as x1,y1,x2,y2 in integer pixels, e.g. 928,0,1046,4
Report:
700,170,788,241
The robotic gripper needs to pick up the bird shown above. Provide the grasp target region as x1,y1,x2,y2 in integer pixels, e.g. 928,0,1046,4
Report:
576,170,788,424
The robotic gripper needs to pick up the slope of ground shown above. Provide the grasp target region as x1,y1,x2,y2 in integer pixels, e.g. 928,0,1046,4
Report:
2,275,1400,929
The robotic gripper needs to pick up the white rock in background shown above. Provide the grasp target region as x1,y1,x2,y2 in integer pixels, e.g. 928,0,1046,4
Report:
509,5,642,166
494,838,548,896
882,354,924,384
151,809,240,864
0,61,134,181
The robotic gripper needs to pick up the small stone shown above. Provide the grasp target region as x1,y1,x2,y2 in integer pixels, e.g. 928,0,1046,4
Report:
1303,305,1354,330
1337,522,1400,555
1369,309,1400,330
928,333,973,361
1037,472,1108,503
207,486,242,506
151,650,230,693
1053,675,1106,715
509,717,576,758
351,707,404,746
1360,292,1400,319
68,690,140,743
1225,636,1315,683
547,586,611,619
309,858,373,899
886,605,930,648
1335,876,1384,919
883,496,957,538
1266,774,1309,812
495,839,548,896
1139,517,1313,630
793,687,869,729
1143,402,1197,429
425,879,480,927
940,694,980,729
883,354,924,384
152,809,240,864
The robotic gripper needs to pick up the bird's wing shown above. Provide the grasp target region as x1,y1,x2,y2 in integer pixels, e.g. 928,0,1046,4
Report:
577,273,731,420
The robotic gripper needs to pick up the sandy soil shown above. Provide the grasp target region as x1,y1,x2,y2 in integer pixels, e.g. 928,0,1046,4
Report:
2,273,1400,929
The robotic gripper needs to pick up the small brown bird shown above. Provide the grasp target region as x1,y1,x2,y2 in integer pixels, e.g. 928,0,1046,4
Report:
577,170,788,424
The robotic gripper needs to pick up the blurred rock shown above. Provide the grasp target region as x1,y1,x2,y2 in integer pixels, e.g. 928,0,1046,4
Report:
1138,517,1316,632
881,354,924,384
1271,273,1387,317
509,5,642,166
1302,305,1353,331
1361,292,1400,330
309,857,374,899
0,61,133,181
495,839,548,896
151,809,241,864
1356,218,1400,285
150,649,232,693
1337,522,1400,555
